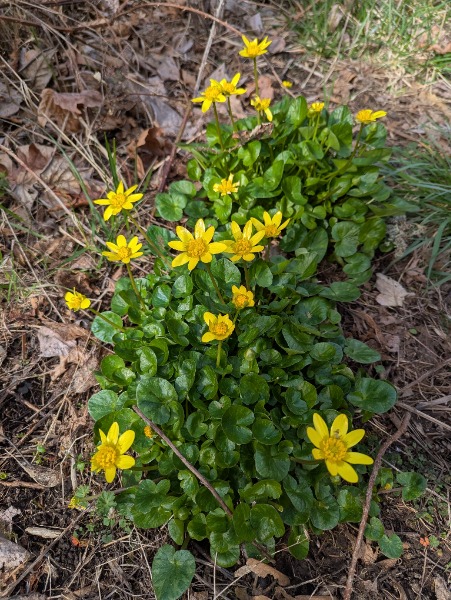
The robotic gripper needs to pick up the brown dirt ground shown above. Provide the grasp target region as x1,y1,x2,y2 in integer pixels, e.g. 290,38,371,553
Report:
0,2,450,599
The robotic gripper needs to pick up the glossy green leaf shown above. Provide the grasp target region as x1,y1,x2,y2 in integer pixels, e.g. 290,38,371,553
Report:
92,311,123,343
344,339,381,364
347,378,397,414
222,405,254,444
396,472,427,501
88,390,124,421
239,374,270,405
155,192,187,221
379,534,403,559
151,545,196,600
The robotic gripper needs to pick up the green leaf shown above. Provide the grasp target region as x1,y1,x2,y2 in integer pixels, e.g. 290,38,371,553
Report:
136,376,178,425
238,140,261,167
287,528,309,559
343,253,371,275
168,519,185,545
287,96,308,127
347,378,397,414
232,504,254,541
249,259,273,287
134,479,171,513
151,545,196,600
173,274,193,298
211,258,241,287
92,311,123,343
396,472,427,501
155,192,187,221
241,480,282,503
255,444,290,481
319,282,360,302
310,342,343,363
379,534,403,559
294,297,329,325
187,159,202,180
222,405,254,444
250,504,285,541
337,488,363,522
214,196,232,223
100,355,125,378
175,358,197,396
263,161,284,191
365,516,385,541
332,222,360,258
88,390,124,420
196,365,218,400
282,175,306,205
310,497,340,530
344,339,381,364
187,513,207,540
152,284,172,308
253,417,282,445
136,347,158,375
239,374,270,405
283,475,313,516
169,180,196,197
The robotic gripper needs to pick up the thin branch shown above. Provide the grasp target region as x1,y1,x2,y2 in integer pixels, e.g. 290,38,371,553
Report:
343,411,412,600
132,405,232,517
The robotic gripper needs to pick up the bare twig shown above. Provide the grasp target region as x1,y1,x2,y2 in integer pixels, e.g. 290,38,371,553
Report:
343,411,411,600
132,405,232,517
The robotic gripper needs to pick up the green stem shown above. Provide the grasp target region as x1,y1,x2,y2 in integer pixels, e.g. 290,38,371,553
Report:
350,123,364,159
213,104,225,151
226,97,236,132
290,457,323,465
243,261,251,290
312,113,320,141
253,57,260,97
128,214,171,266
89,308,125,331
126,262,146,310
216,341,222,368
205,263,225,303
264,241,270,262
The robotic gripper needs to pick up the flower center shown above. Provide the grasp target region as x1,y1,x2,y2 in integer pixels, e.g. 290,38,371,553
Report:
221,82,235,94
320,438,347,463
117,246,132,260
111,193,127,208
205,86,222,101
264,224,279,237
234,239,252,255
246,42,259,57
187,238,207,257
96,445,118,469
235,294,248,309
211,322,228,336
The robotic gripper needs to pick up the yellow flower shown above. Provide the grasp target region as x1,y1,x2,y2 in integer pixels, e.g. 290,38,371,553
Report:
307,413,374,483
282,80,292,88
251,211,290,238
250,96,272,122
168,218,227,271
93,182,143,221
308,102,325,117
102,235,143,264
355,109,387,124
91,422,135,483
192,81,226,113
239,35,272,58
213,174,240,196
144,425,153,439
219,73,246,96
231,285,254,310
65,289,91,311
202,312,235,343
222,221,265,262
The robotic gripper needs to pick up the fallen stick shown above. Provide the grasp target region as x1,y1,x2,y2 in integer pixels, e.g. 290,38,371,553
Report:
342,411,411,600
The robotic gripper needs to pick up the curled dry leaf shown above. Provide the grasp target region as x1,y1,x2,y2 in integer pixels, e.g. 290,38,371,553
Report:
234,558,290,586
19,48,56,91
0,536,30,582
38,88,103,133
0,81,23,118
375,273,412,307
25,526,63,539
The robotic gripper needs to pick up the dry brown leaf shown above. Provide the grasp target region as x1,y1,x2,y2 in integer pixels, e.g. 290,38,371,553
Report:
0,536,30,583
0,507,21,536
19,48,56,91
429,41,451,54
0,81,23,118
434,575,450,600
25,526,63,539
234,588,251,600
258,75,275,100
376,557,398,569
234,558,290,586
327,4,344,32
375,273,411,307
37,326,78,358
38,88,103,132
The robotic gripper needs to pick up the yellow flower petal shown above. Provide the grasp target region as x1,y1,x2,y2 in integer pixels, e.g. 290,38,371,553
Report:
306,427,322,449
336,461,358,483
105,466,116,483
176,226,193,242
313,413,329,439
344,452,374,465
116,235,127,247
117,430,135,453
204,312,215,325
202,332,216,343
325,459,339,477
312,448,324,460
107,422,119,444
194,219,205,237
342,429,365,448
331,414,348,438
168,241,186,251
188,257,199,270
116,455,135,470
172,253,190,267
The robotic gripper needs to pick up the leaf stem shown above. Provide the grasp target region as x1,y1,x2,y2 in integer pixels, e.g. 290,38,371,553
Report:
213,104,225,151
126,263,146,310
216,341,222,368
205,263,225,303
226,97,236,132
243,261,251,290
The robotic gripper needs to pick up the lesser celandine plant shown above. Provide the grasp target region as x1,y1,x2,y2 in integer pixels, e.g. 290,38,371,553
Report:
64,31,425,600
